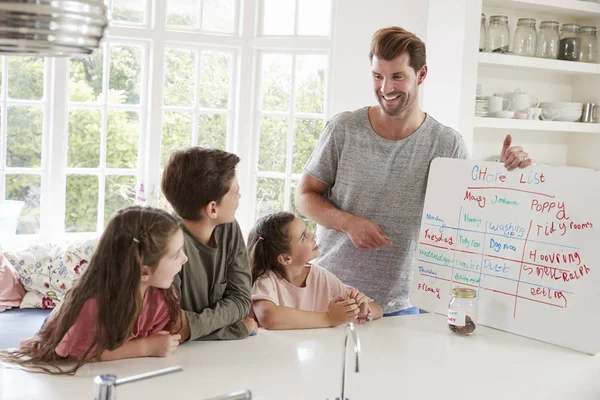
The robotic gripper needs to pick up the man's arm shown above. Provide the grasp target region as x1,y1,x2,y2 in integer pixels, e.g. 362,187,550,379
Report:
295,174,391,250
295,174,351,232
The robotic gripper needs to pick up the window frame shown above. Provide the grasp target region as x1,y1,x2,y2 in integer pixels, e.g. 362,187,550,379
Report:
1,0,336,249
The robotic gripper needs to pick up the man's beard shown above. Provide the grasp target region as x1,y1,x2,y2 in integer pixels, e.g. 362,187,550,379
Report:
377,90,414,117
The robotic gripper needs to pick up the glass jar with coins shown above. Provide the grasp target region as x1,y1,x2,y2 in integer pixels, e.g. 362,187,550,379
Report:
448,287,478,336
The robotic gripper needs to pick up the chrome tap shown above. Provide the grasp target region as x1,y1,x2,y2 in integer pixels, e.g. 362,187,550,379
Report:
93,366,183,400
203,390,252,400
336,322,360,400
92,365,251,400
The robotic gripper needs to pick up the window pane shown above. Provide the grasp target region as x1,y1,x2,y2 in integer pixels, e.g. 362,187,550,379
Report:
202,0,235,33
198,113,226,150
290,180,316,231
164,48,196,106
167,0,199,29
112,0,145,24
263,0,294,35
68,109,101,168
8,56,44,100
295,55,326,113
69,51,104,103
199,51,231,109
258,116,287,172
7,106,43,168
260,54,292,112
109,45,142,105
105,175,136,224
5,174,41,234
297,0,331,36
107,111,139,169
162,111,193,167
66,175,98,232
256,178,284,218
293,118,322,174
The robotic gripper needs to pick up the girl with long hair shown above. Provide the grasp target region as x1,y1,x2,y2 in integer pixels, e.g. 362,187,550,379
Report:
0,205,188,374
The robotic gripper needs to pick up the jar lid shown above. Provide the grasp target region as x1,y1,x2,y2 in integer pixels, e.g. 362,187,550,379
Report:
490,15,508,22
561,23,581,32
540,21,559,27
517,18,536,25
581,26,597,33
452,287,477,298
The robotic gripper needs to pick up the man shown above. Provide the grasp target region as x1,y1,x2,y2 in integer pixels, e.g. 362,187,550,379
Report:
162,147,256,340
295,26,531,316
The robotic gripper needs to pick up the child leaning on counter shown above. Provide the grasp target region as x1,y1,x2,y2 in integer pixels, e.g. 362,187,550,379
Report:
248,212,383,329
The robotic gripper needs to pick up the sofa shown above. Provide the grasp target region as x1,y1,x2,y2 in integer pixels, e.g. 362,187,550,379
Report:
0,238,98,349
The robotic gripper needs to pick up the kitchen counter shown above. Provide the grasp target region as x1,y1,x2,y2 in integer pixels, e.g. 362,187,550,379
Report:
1,314,599,399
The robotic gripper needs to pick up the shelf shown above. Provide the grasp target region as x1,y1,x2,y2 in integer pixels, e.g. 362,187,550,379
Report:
483,0,600,18
478,52,600,75
473,117,600,133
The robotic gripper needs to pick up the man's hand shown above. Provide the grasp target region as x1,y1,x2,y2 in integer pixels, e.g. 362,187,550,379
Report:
500,134,533,171
343,215,392,250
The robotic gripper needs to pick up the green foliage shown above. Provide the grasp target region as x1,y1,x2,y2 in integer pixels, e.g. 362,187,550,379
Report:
5,44,326,235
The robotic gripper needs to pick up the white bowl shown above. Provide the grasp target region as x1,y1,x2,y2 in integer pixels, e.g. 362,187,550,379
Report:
540,102,583,110
542,108,582,122
494,111,515,119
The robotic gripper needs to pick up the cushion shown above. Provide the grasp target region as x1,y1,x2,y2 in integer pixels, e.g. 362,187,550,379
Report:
0,255,25,310
5,238,98,309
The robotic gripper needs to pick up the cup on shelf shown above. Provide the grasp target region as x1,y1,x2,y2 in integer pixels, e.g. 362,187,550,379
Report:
527,107,542,120
541,109,561,121
487,96,511,114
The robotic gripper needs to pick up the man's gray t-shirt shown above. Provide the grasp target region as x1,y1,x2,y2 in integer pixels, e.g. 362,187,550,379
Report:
304,107,469,313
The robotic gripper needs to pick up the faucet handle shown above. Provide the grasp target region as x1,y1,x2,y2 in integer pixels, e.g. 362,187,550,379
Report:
93,366,183,400
203,390,252,400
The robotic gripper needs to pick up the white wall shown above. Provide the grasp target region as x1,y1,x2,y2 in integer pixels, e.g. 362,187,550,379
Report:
329,0,430,118
422,0,481,155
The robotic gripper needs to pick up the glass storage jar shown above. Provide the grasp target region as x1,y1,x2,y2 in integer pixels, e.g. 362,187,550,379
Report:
486,15,510,53
448,287,477,336
558,23,581,61
480,13,487,52
580,26,598,63
514,18,537,57
536,21,560,59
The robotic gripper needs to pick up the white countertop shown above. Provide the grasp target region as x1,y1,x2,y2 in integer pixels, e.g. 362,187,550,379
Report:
2,314,599,400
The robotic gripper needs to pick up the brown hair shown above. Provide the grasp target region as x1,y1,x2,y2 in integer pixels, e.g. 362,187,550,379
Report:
0,206,182,374
162,147,240,221
248,212,296,284
369,26,427,73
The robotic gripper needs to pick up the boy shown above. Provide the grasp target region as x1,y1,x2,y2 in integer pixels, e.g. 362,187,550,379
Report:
162,147,256,340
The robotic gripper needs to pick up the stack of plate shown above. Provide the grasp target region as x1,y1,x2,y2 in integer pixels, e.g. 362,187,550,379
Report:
0,0,109,56
540,102,583,122
475,98,488,117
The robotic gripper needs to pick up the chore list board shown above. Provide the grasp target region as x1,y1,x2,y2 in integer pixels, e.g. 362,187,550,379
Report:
410,158,600,354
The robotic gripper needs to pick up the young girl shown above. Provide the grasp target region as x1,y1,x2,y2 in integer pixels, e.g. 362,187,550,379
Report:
0,205,188,374
248,212,383,330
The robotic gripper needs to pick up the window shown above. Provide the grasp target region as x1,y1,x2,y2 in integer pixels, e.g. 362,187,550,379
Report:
161,46,236,166
66,41,147,232
254,53,327,225
1,56,49,239
1,0,334,247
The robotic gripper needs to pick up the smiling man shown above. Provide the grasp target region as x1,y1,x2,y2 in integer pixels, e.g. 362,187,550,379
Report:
295,26,533,316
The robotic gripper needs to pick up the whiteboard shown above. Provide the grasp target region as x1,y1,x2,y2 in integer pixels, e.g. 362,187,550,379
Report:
411,158,600,354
